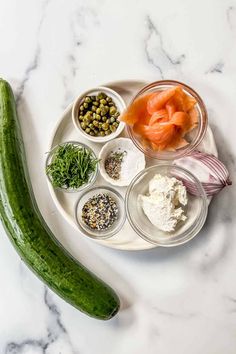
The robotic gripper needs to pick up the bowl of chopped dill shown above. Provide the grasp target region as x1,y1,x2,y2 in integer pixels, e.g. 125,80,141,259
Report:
45,141,99,192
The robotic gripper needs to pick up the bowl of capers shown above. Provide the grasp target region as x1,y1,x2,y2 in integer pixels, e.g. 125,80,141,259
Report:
72,87,126,143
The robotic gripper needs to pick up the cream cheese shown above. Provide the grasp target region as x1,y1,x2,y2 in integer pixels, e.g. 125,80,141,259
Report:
139,174,188,232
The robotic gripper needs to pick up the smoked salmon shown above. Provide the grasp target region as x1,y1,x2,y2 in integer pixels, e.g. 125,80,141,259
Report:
149,109,169,126
120,85,199,151
147,87,177,114
119,92,153,125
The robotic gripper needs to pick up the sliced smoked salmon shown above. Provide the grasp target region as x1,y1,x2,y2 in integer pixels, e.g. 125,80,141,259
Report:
142,123,177,145
188,107,198,128
147,87,177,114
171,87,186,111
149,109,169,126
122,85,199,152
166,99,176,118
119,93,152,125
184,95,197,111
170,111,191,134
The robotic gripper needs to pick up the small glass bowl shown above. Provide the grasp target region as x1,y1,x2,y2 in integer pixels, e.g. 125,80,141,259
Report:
125,164,208,247
45,141,98,193
126,80,208,160
75,186,126,239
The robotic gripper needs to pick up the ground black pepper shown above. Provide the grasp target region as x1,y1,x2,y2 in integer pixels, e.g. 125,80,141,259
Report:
104,150,126,180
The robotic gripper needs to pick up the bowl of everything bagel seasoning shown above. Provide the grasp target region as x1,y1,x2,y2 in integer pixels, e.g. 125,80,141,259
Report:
74,186,126,239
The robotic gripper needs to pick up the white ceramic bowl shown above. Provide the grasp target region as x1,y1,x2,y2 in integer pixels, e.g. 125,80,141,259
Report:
99,138,146,186
72,86,126,143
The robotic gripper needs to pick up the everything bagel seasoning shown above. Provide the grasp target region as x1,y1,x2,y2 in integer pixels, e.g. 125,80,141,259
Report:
82,193,118,230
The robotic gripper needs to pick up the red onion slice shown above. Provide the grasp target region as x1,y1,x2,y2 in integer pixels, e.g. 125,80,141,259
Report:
180,151,232,197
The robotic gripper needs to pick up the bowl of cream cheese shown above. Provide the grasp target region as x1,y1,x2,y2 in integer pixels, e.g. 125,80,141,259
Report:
125,164,208,246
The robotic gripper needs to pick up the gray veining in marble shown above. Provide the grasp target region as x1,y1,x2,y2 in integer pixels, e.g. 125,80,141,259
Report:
16,0,50,105
144,16,185,79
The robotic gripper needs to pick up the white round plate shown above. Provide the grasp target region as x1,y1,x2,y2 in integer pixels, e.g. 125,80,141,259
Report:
47,80,218,251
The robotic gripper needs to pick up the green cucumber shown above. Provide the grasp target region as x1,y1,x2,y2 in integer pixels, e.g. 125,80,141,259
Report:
0,79,120,320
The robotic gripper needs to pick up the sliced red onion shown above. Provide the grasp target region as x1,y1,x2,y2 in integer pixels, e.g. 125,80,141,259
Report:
175,151,232,197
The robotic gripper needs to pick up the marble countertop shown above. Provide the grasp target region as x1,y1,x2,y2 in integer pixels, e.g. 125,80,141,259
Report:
0,0,236,353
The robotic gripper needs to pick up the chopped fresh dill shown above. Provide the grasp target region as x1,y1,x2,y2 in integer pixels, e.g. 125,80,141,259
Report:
46,143,98,189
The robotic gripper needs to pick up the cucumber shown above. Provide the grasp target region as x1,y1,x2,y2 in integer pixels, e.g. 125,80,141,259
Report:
0,79,120,320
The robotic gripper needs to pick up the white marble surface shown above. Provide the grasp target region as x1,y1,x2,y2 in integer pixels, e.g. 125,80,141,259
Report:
0,0,236,353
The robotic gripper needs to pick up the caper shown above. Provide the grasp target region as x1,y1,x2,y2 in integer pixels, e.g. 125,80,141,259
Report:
102,123,109,130
84,112,91,119
102,106,109,114
100,99,106,105
101,108,107,116
97,92,106,100
84,116,91,123
80,122,87,130
109,106,116,115
77,93,122,138
85,96,91,103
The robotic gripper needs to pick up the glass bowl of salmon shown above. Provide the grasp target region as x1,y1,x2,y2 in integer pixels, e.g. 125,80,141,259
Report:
120,80,208,160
